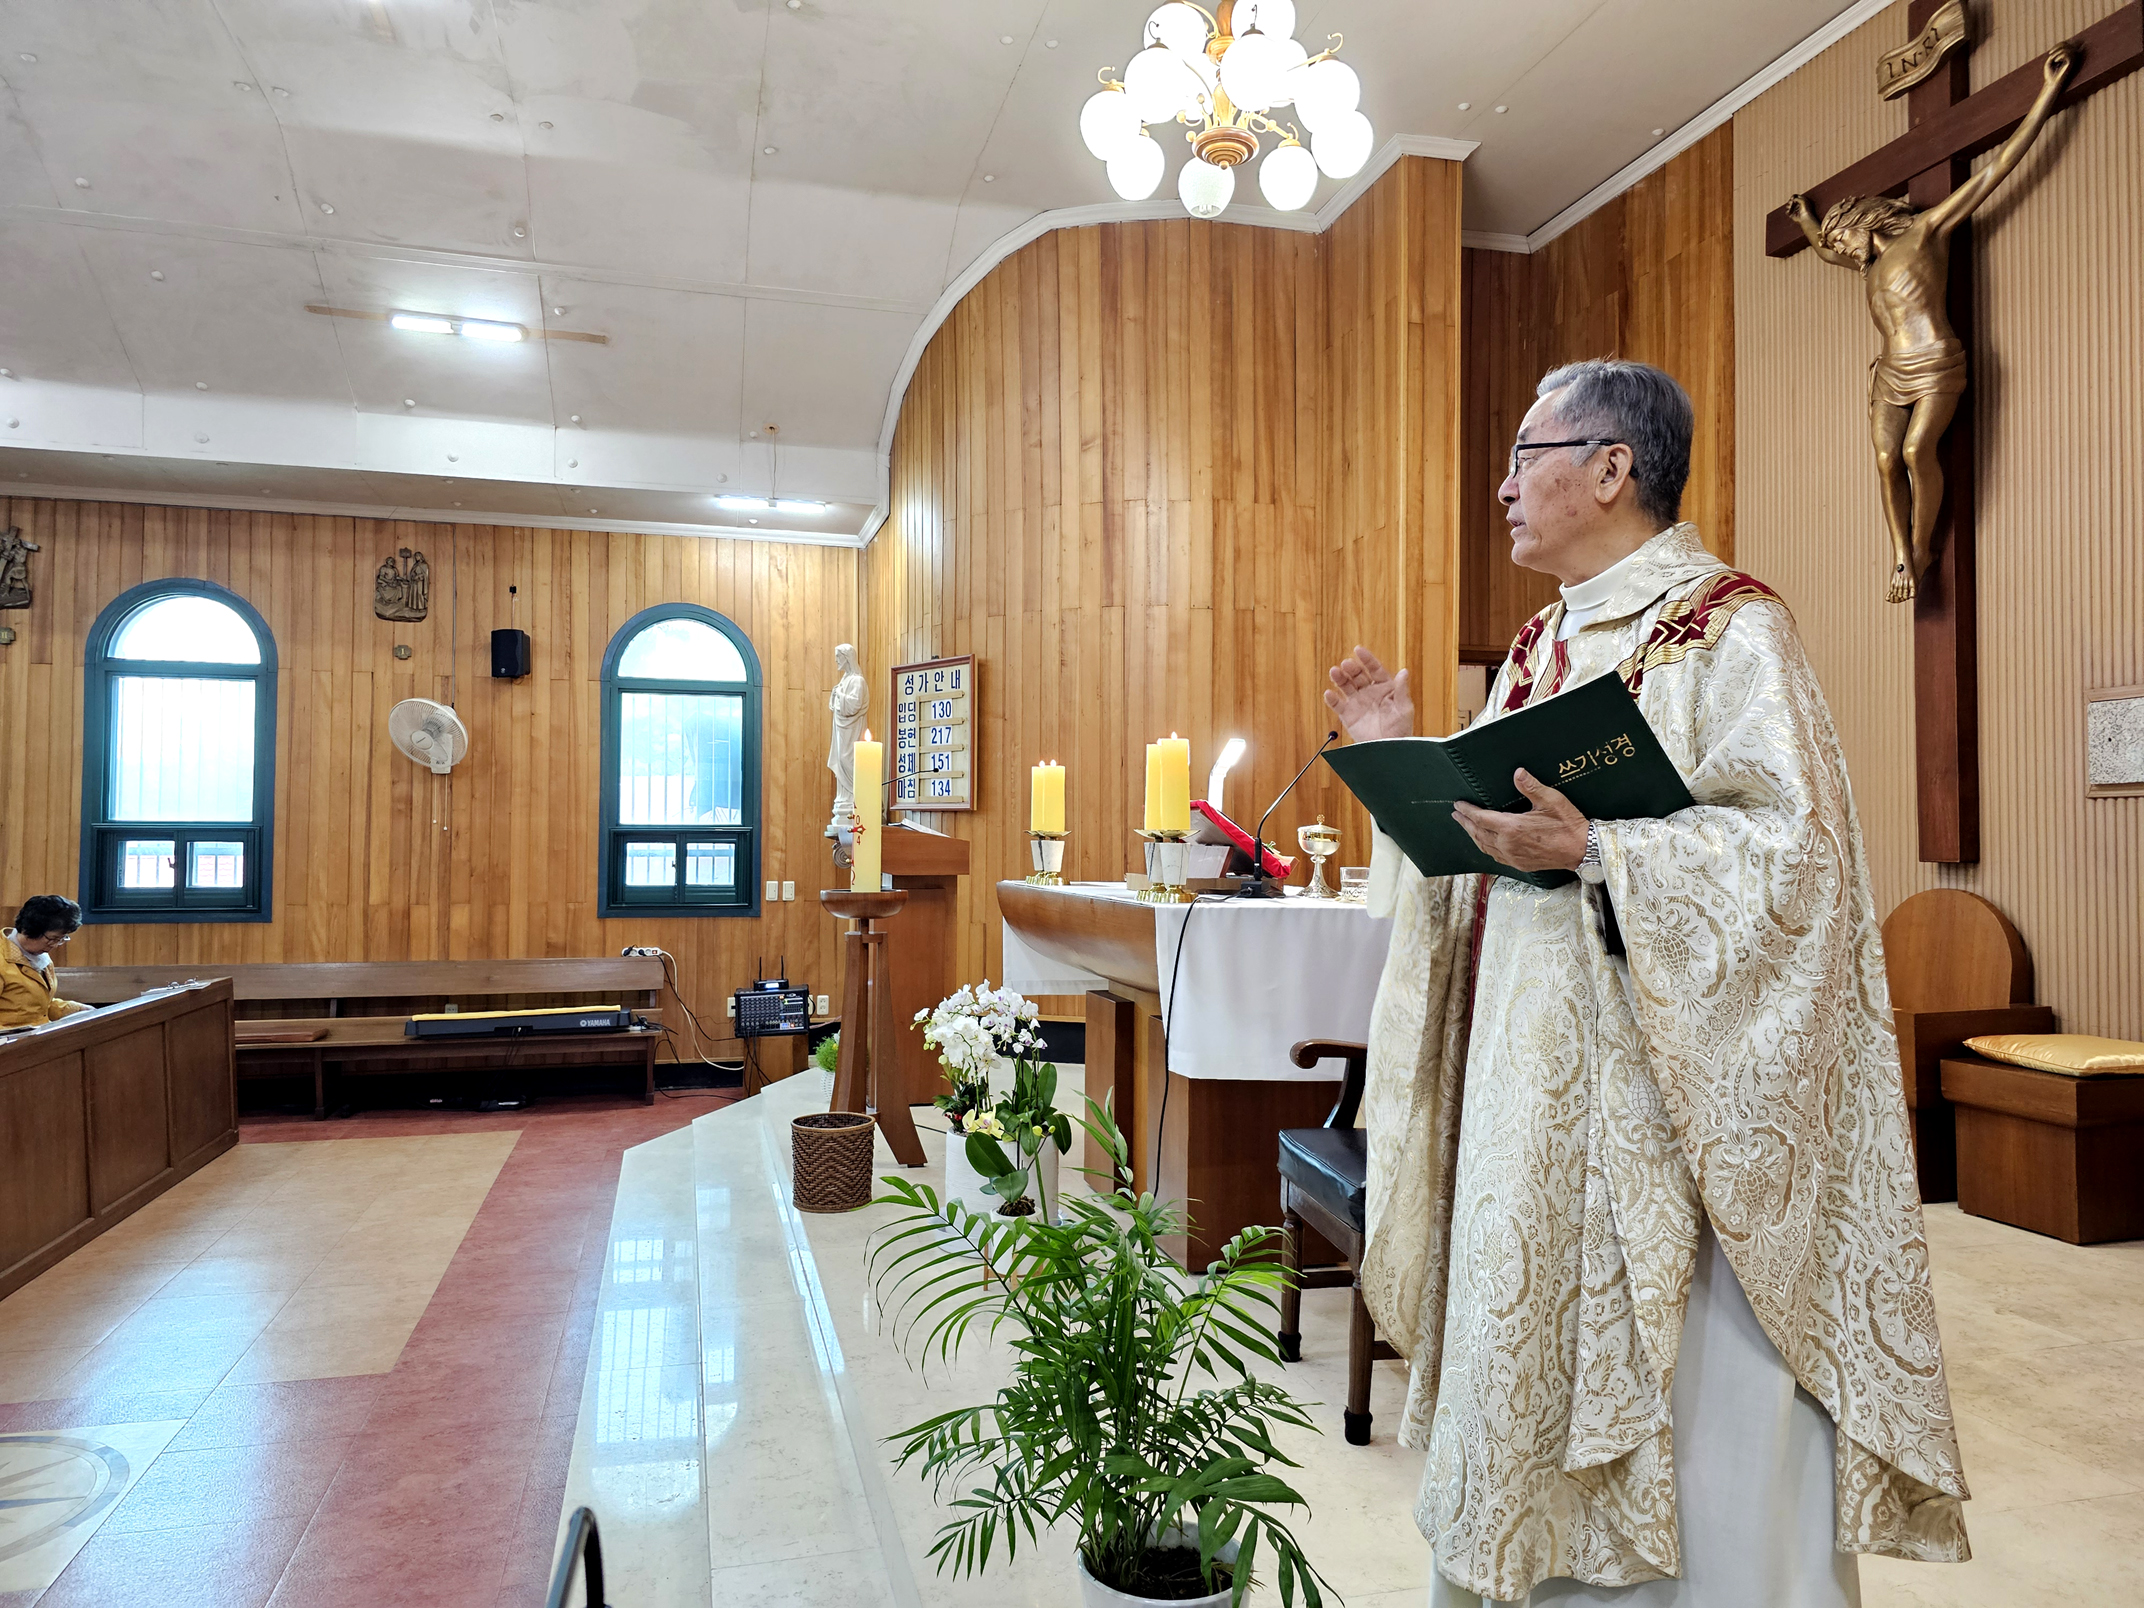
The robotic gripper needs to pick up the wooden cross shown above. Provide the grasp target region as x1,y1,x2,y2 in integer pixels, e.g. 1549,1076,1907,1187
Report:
1765,1,2142,863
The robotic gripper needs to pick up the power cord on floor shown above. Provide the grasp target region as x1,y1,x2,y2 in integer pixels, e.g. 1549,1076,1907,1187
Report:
1153,893,1217,1201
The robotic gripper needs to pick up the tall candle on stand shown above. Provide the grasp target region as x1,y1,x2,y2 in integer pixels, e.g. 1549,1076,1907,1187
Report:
1143,743,1162,832
1031,761,1065,834
850,729,882,892
1155,734,1191,833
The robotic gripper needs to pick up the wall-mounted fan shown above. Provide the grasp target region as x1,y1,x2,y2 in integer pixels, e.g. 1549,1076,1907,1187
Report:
388,698,469,774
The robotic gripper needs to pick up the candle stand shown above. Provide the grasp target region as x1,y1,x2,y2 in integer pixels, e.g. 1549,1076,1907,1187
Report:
1026,831,1068,885
819,888,926,1167
1136,830,1190,904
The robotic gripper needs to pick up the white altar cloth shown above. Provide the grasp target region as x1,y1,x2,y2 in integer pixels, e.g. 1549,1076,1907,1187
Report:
1000,884,1393,1082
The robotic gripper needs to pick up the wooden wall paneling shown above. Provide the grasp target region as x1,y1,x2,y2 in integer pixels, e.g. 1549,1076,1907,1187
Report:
1734,0,2144,1038
0,499,859,1065
1458,124,1736,659
861,159,1465,1023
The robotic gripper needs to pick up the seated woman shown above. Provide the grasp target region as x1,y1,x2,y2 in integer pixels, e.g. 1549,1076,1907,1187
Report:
2,895,90,1028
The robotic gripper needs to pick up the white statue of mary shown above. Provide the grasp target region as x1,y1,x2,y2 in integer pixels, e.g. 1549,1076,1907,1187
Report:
826,643,868,835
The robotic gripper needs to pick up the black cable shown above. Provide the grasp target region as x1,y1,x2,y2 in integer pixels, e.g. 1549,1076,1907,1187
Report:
1153,893,1216,1199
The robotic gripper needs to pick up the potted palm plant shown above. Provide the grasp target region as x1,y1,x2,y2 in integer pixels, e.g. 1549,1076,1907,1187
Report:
869,1098,1330,1608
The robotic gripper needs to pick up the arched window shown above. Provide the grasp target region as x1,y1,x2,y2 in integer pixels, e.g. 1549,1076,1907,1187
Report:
600,605,761,915
80,581,277,920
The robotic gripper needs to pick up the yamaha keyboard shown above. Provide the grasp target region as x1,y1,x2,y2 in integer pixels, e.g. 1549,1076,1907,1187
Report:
405,1005,637,1039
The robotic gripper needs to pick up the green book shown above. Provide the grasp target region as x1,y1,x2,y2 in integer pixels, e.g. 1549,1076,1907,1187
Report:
1321,672,1693,889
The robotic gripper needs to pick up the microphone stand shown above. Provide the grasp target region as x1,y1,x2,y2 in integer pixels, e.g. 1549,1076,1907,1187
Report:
1232,731,1341,898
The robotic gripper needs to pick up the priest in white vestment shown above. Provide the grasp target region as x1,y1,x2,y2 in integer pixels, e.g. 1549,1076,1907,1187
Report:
1326,361,1969,1607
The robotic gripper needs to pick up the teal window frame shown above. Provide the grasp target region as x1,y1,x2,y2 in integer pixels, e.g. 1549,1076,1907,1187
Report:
78,579,278,923
599,604,762,918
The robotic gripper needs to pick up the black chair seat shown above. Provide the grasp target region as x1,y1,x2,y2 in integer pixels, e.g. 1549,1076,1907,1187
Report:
1277,1125,1366,1232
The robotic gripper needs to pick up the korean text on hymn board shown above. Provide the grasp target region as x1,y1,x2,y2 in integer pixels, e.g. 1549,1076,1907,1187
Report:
891,654,976,811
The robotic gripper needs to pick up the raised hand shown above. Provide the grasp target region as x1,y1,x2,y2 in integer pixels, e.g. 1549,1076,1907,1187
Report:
1324,646,1414,743
2045,40,2080,86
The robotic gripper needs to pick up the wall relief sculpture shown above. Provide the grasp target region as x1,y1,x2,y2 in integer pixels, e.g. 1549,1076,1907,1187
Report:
374,547,431,622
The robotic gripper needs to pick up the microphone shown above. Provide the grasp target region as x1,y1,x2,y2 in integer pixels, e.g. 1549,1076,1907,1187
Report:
1234,731,1341,898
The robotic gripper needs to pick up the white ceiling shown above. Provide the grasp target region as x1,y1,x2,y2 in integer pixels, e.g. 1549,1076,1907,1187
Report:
0,0,1867,542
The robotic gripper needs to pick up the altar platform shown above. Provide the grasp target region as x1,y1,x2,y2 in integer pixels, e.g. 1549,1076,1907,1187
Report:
552,1070,1430,1608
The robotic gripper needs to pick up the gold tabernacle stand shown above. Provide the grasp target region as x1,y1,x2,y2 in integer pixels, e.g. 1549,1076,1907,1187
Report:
819,888,925,1167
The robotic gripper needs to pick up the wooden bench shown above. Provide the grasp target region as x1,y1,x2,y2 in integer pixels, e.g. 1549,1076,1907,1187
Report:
60,958,666,1119
1940,1052,2144,1244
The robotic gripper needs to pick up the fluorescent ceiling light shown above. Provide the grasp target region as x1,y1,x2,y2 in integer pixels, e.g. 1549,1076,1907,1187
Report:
773,499,825,514
388,310,527,341
717,494,772,511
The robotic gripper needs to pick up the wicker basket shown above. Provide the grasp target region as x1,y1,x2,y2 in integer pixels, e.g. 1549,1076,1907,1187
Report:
792,1112,877,1213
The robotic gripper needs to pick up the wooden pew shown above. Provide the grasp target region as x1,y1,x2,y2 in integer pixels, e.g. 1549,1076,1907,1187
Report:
60,957,666,1119
1,980,237,1298
1881,890,2054,1203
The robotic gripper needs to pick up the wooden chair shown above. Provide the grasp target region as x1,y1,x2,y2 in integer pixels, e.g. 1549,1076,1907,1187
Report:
1276,1038,1397,1446
1881,890,2054,1202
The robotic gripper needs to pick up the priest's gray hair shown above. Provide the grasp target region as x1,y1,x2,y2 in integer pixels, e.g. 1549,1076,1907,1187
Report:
1536,359,1693,527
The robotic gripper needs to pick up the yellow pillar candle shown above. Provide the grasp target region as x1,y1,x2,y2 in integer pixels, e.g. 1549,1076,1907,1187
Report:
1143,743,1162,833
1031,761,1066,834
851,729,883,892
1156,734,1191,833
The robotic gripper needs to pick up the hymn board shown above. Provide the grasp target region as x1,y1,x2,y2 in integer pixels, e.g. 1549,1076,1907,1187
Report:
891,654,976,811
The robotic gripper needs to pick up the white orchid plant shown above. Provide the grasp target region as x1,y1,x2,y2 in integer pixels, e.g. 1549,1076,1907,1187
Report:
916,982,1071,1217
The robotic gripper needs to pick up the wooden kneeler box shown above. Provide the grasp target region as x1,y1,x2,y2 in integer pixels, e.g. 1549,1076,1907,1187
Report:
1940,1054,2144,1244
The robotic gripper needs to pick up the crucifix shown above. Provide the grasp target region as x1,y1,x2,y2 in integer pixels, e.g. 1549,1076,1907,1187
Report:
1765,0,2143,863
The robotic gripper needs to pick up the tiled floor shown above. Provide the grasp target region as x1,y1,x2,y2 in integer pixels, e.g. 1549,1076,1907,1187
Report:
0,1090,737,1608
6,1075,2142,1608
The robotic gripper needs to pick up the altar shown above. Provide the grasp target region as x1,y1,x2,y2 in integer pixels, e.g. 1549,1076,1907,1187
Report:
997,881,1393,1266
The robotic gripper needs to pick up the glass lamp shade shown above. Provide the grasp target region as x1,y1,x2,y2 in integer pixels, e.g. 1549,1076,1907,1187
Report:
1234,0,1297,40
1177,155,1235,218
1288,56,1361,132
1144,1,1210,57
1124,41,1211,123
1258,141,1318,211
1080,87,1144,162
1217,30,1295,113
1310,108,1374,178
1107,131,1166,200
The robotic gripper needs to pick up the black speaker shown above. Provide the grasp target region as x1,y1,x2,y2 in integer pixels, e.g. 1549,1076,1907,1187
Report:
490,628,531,679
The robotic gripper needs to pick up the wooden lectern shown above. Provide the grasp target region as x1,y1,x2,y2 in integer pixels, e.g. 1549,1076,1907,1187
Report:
876,821,970,1116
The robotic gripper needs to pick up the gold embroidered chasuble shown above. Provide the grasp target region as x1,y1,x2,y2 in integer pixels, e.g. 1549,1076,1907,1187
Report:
1359,525,1969,1600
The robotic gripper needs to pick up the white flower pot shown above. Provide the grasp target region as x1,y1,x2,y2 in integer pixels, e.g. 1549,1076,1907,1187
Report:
942,1130,1064,1222
1076,1535,1238,1608
941,1131,1003,1217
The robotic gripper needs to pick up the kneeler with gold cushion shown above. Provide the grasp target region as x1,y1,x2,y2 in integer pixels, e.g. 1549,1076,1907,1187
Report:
1940,1033,2144,1245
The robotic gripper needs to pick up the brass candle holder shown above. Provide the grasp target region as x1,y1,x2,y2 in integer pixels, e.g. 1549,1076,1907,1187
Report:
1026,831,1068,885
1136,829,1190,903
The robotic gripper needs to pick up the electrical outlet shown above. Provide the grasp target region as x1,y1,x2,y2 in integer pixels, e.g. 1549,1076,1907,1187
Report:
726,996,736,1017
816,994,829,1016
765,879,779,901
781,880,796,901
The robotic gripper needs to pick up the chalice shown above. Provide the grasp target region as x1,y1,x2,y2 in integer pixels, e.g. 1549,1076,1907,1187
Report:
1296,817,1341,899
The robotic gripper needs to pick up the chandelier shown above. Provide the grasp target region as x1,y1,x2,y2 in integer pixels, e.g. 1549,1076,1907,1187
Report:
1080,0,1371,219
